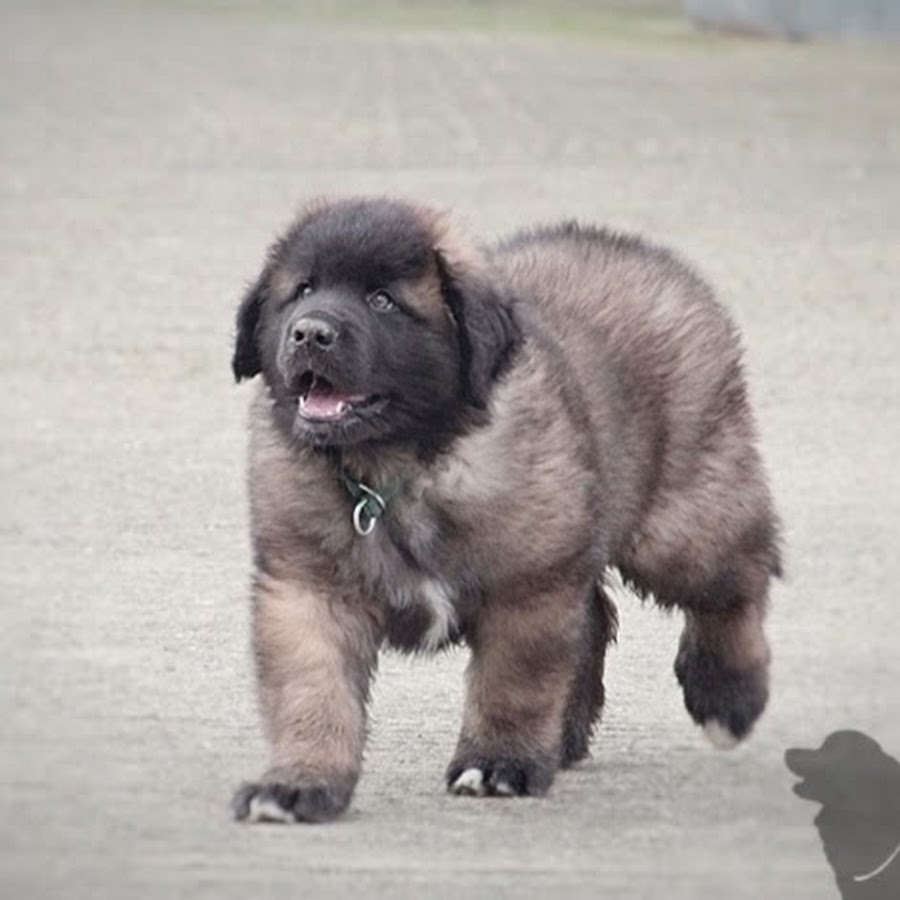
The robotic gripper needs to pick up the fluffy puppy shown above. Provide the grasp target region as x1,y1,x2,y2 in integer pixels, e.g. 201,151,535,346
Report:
229,197,781,823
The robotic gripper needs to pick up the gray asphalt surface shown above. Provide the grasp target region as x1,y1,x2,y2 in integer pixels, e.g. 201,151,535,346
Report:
2,3,899,898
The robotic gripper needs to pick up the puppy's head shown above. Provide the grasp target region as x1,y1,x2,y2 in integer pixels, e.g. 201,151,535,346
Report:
233,197,520,452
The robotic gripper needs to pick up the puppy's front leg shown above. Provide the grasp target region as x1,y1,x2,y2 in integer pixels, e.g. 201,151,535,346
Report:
448,582,589,798
233,572,379,823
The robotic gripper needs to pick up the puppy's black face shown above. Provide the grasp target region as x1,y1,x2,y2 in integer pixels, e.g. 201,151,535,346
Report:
235,200,471,451
233,198,522,453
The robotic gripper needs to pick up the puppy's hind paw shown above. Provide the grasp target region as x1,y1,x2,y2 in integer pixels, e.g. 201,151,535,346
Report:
675,645,769,748
702,720,741,751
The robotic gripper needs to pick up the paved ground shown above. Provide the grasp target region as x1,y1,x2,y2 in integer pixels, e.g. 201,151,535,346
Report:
2,3,898,898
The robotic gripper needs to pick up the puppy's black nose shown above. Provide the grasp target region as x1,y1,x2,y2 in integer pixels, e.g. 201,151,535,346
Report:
291,317,337,350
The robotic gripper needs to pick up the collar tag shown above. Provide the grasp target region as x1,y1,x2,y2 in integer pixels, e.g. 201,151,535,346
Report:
351,482,387,536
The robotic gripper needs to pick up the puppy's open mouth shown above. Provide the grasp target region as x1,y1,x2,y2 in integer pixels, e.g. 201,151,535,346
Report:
296,372,381,421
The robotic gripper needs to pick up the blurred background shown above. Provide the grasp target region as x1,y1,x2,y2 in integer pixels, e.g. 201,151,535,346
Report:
2,1,898,899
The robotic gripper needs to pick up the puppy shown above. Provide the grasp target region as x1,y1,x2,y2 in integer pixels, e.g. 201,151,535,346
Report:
229,197,781,823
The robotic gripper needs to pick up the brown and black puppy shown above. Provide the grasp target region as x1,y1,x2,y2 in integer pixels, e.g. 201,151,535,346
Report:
229,197,781,823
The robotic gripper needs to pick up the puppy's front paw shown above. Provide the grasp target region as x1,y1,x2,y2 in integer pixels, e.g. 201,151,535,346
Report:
232,773,355,824
446,755,554,798
675,645,768,748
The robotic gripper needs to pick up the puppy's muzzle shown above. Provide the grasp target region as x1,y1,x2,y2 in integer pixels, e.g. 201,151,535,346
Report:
289,316,338,351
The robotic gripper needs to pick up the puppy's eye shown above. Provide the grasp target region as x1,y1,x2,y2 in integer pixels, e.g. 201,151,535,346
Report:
294,281,314,300
367,290,396,313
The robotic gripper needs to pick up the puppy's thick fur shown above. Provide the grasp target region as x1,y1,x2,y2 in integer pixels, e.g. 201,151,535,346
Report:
230,197,781,823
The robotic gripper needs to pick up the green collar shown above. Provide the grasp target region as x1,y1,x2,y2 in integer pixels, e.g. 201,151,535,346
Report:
334,461,402,537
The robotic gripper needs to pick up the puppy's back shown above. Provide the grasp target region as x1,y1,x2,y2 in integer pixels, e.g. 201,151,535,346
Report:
491,223,741,392
491,223,768,561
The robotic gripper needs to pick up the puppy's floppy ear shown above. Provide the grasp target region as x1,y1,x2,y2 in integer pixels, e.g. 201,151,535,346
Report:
435,249,521,409
231,276,266,382
231,201,328,382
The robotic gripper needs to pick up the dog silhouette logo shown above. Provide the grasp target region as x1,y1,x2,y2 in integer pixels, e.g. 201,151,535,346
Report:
786,731,900,899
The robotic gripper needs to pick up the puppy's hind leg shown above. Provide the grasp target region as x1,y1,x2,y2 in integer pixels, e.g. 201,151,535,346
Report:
663,541,779,747
622,441,782,747
560,581,618,767
674,588,771,748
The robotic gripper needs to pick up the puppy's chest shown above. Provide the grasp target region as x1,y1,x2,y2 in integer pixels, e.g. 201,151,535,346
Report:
383,574,460,653
352,494,466,653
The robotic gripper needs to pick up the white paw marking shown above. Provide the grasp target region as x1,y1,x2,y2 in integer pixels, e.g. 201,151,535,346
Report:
451,767,486,796
491,779,515,797
247,795,297,824
703,720,740,750
420,579,457,652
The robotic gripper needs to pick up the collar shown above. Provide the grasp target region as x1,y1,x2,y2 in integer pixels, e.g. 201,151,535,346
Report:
328,449,403,537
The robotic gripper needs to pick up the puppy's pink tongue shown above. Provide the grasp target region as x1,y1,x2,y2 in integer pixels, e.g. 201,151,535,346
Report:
299,383,366,420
